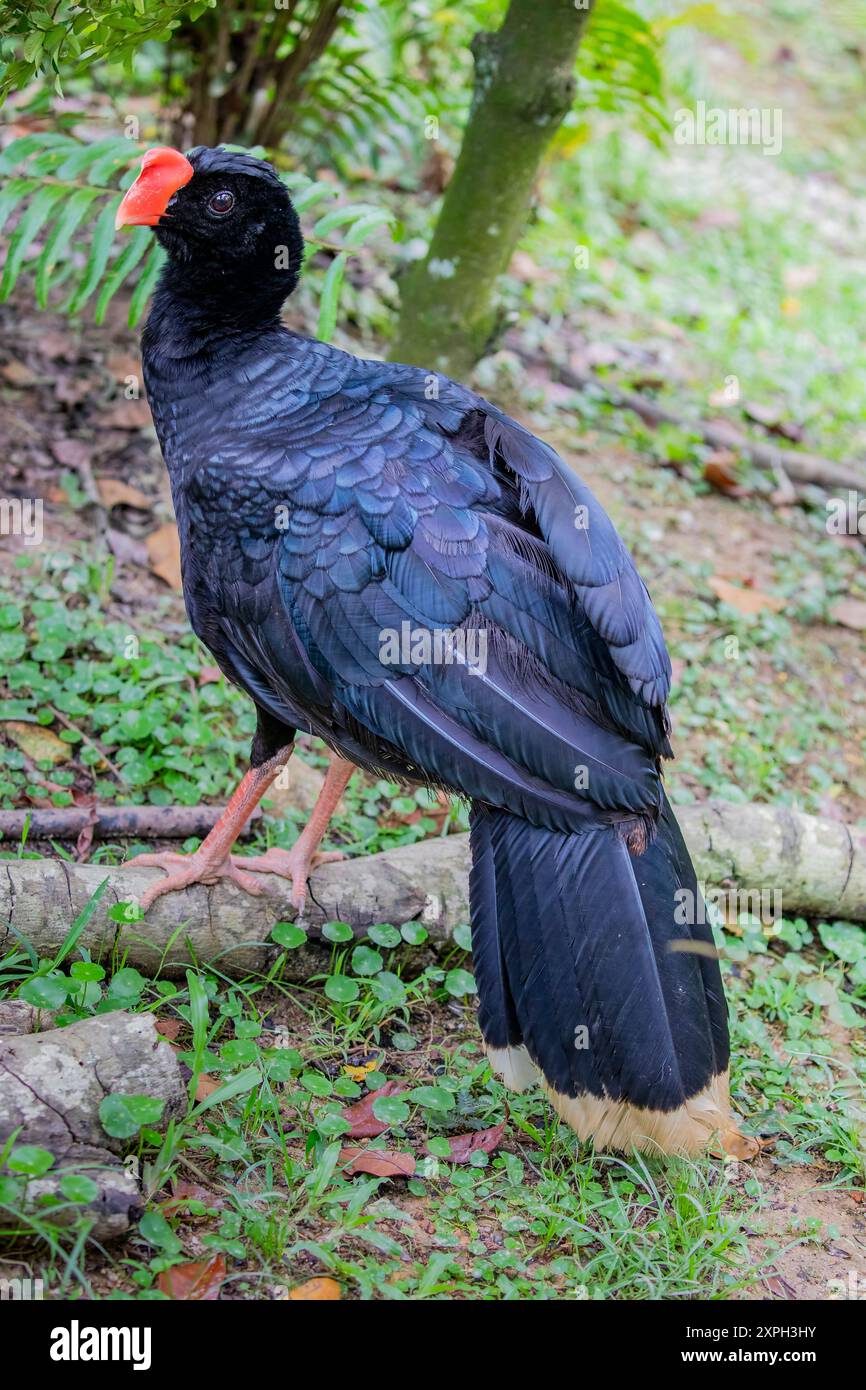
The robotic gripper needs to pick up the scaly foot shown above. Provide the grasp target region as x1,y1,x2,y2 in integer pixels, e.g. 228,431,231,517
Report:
133,848,268,911
228,844,344,911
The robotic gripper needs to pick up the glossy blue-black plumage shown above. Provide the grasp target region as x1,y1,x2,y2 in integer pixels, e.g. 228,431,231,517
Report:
143,323,672,836
140,147,728,1124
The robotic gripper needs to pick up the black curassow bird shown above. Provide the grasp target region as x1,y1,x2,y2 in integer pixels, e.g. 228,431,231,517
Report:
117,145,748,1156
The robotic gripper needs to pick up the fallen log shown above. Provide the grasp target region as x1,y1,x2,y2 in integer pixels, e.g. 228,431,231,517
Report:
0,1012,185,1241
0,803,261,842
0,757,327,843
539,356,866,495
0,800,863,980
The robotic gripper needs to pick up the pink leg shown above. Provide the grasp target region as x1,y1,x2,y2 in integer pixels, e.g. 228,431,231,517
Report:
133,747,294,910
233,755,354,910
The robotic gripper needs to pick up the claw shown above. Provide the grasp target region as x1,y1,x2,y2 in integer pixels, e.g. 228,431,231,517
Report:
229,846,344,911
133,849,268,911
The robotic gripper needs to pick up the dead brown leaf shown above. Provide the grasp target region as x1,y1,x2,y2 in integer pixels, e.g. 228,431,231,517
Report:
100,397,152,430
146,522,183,591
829,597,866,631
703,452,745,497
339,1146,416,1178
341,1081,406,1139
433,1122,506,1164
764,1272,798,1299
708,576,785,616
1,361,37,387
2,721,69,765
198,665,222,686
161,1178,223,1215
195,1073,220,1102
157,1254,225,1301
106,352,141,381
50,438,91,470
287,1277,341,1301
96,477,153,511
155,1017,182,1041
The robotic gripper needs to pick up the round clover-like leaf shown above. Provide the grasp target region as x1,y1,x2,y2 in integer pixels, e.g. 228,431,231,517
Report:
8,1145,55,1177
300,1070,333,1098
368,923,401,949
322,920,354,943
59,1173,100,1203
371,971,406,1006
99,1093,165,1140
271,921,308,949
19,974,69,1010
70,961,105,982
351,945,383,976
220,1039,260,1067
267,1049,303,1082
445,968,477,998
408,1085,454,1113
452,923,472,951
371,1094,410,1127
325,975,360,1003
400,921,428,946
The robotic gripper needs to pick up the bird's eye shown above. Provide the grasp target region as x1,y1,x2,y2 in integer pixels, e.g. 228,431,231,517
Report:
208,190,235,215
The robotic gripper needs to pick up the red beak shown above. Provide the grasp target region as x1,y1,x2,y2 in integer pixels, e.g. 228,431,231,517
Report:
115,147,195,230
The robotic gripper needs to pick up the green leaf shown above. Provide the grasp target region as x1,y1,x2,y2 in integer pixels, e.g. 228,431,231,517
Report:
325,974,360,1002
817,921,866,964
67,197,121,314
371,1094,409,1126
400,921,428,946
35,186,101,308
59,1172,100,1203
370,971,406,1006
271,921,308,949
0,134,73,173
408,1085,454,1113
0,183,67,302
351,945,383,976
321,919,353,943
19,973,69,1010
8,1145,55,1177
300,1070,333,1098
99,1093,165,1139
312,203,382,238
220,1039,260,1067
94,226,150,324
0,179,37,240
342,209,393,248
317,252,346,344
292,182,338,214
139,1209,182,1255
192,1064,261,1114
445,968,477,997
106,966,146,1002
368,923,401,949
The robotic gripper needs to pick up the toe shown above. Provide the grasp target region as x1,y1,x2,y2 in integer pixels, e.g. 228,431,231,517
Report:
227,863,267,896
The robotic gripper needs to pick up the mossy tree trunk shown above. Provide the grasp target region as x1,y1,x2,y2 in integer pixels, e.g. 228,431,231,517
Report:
390,0,596,379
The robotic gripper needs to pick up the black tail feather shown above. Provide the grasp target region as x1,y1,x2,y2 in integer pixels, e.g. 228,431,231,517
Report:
469,795,732,1152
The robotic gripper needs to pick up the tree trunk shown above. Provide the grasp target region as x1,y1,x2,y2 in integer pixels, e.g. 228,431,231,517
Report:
2,801,864,980
390,0,595,379
172,1,341,150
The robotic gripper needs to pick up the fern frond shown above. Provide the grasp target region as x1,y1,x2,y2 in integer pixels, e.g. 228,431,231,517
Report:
0,135,393,339
579,0,668,140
